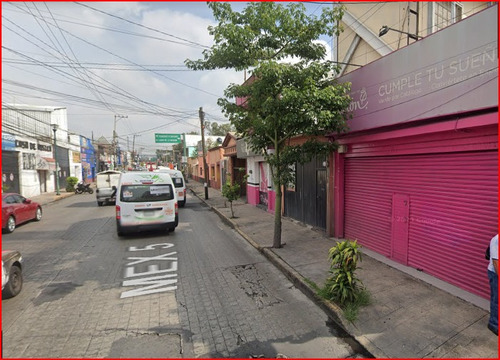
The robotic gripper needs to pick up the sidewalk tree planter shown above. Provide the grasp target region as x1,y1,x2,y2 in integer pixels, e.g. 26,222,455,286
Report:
186,2,352,248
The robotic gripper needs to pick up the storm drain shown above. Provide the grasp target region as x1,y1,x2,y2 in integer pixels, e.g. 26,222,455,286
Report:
230,264,282,309
107,332,182,358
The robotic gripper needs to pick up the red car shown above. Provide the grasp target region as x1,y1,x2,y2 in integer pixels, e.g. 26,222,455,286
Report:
2,193,42,233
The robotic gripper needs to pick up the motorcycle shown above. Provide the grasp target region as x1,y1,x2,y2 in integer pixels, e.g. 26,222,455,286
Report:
75,182,94,194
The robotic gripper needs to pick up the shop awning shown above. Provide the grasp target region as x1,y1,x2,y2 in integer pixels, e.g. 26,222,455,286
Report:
36,157,55,170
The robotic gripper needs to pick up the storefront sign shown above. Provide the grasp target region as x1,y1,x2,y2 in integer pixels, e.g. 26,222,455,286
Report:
37,143,52,152
72,151,81,163
340,6,498,133
36,157,50,170
2,133,16,151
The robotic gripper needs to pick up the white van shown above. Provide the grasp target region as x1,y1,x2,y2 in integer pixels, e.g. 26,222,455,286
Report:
96,170,122,206
157,168,187,207
115,172,178,236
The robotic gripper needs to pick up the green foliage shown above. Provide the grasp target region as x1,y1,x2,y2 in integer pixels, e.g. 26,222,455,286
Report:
324,240,364,306
186,2,345,71
186,2,352,248
66,177,79,192
222,172,247,218
205,121,234,136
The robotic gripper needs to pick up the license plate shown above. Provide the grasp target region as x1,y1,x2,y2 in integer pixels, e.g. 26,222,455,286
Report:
143,210,155,217
178,192,184,197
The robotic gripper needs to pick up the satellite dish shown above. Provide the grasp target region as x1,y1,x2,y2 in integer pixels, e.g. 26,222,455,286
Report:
217,137,222,143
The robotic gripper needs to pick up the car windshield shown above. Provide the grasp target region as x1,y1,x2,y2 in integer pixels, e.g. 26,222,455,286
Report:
172,178,184,188
120,184,174,202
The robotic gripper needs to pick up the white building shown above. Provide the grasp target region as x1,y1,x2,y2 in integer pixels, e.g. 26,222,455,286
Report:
2,104,71,196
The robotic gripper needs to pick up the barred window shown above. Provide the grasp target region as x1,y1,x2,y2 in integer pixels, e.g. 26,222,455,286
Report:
22,153,36,170
433,2,463,32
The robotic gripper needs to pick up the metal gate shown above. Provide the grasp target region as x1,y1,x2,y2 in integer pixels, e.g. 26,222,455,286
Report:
2,151,20,194
284,157,327,229
344,150,498,299
56,145,70,190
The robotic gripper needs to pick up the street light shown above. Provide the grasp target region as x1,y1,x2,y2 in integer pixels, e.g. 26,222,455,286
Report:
52,124,60,195
378,25,422,41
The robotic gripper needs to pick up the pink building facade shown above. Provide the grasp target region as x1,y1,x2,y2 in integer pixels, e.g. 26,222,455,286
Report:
331,6,497,300
236,139,276,213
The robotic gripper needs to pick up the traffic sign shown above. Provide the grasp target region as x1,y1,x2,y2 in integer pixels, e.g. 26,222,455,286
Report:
155,133,181,143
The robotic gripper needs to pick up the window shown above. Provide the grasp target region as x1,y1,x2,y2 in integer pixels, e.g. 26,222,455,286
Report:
120,184,174,202
171,178,184,188
22,153,36,170
433,2,463,32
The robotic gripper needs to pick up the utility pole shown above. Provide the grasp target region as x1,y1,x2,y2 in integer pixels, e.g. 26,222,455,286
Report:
199,107,209,199
52,124,60,195
132,134,140,168
113,114,128,170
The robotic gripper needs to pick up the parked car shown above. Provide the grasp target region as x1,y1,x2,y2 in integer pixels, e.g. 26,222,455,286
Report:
2,193,42,233
2,250,23,298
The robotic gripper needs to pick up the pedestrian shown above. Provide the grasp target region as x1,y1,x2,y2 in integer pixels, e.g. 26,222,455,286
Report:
487,234,498,336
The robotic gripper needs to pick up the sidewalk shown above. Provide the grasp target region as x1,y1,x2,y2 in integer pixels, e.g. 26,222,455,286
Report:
30,190,75,206
187,180,498,358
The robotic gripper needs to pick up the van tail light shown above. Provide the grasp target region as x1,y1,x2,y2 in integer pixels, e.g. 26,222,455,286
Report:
184,189,186,197
175,202,178,215
116,205,121,220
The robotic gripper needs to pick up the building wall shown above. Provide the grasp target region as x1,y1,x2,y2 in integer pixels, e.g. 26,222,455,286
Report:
331,6,498,300
207,147,224,190
337,2,492,75
2,104,72,195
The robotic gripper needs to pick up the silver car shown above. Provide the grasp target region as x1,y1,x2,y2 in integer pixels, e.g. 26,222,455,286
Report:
2,250,23,298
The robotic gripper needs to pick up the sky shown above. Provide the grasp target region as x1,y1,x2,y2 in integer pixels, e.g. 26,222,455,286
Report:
2,1,334,154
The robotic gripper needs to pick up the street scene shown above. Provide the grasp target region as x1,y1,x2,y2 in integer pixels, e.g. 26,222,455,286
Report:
2,2,498,359
1,191,370,358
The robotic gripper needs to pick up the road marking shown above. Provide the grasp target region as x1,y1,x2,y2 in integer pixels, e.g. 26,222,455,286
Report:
121,242,178,299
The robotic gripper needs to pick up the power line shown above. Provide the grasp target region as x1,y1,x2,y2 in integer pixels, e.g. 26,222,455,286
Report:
74,2,211,50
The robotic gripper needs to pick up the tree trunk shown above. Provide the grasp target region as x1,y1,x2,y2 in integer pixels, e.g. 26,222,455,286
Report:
273,184,282,248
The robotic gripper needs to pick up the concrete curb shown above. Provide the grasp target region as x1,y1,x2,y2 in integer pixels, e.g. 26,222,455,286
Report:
189,188,382,358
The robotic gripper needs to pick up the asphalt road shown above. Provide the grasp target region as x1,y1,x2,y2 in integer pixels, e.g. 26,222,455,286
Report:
2,193,367,358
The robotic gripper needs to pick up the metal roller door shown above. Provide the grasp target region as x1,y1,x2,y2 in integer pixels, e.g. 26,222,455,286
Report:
344,150,498,299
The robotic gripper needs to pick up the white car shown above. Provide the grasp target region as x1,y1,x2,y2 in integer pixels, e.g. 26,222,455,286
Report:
2,250,23,298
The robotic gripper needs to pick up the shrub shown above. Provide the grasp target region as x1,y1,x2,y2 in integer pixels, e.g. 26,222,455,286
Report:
222,177,241,218
66,176,79,192
324,240,364,306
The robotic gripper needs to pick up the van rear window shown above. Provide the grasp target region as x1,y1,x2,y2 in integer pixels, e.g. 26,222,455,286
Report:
172,178,184,188
120,184,174,202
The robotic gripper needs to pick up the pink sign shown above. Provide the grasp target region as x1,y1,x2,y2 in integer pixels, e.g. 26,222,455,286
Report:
339,6,498,133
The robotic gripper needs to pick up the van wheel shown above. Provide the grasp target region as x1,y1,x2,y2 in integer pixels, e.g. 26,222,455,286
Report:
97,201,103,207
179,200,186,208
169,226,176,233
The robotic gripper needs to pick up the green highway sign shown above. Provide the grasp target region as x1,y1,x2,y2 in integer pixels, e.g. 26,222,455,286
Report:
155,133,182,144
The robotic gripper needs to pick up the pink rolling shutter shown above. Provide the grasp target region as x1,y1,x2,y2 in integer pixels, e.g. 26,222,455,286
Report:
344,150,498,299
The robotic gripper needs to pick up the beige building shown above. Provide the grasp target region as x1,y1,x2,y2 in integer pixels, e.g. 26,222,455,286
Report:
336,1,493,76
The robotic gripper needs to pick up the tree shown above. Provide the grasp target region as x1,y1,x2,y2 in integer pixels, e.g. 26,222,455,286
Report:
205,121,234,136
221,175,241,218
186,2,352,248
